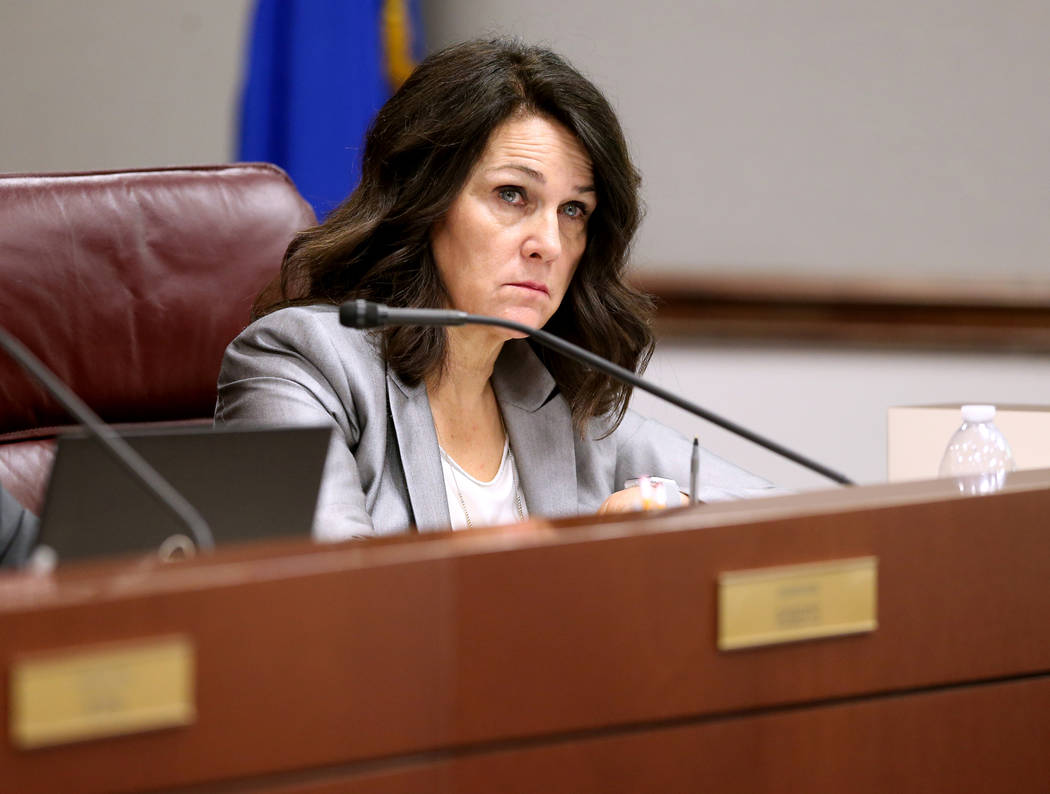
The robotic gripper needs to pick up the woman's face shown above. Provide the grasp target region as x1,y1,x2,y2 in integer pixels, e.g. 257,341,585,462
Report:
430,114,596,333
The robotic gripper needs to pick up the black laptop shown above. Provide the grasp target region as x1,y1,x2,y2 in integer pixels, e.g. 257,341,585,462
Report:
36,424,332,563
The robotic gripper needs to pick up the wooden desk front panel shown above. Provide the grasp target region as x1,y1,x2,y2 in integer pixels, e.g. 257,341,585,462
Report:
262,675,1050,794
1,477,1047,792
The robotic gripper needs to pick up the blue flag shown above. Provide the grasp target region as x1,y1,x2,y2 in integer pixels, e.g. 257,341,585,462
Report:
238,0,423,219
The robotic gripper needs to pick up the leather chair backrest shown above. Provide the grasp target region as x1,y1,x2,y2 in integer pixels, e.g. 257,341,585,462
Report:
0,163,316,514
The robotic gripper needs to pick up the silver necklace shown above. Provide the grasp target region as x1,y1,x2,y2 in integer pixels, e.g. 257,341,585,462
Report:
441,443,525,530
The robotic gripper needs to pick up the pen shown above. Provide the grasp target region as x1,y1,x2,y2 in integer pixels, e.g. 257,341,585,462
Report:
690,437,699,505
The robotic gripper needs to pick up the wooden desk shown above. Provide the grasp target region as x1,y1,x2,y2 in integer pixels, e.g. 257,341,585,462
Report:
3,471,1049,792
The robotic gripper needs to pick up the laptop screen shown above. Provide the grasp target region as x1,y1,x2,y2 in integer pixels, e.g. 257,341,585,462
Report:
37,424,332,563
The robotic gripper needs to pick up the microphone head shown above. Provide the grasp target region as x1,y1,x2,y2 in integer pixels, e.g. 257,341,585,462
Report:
339,299,383,329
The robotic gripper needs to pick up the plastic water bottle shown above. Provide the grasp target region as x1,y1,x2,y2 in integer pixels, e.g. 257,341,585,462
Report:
938,405,1015,495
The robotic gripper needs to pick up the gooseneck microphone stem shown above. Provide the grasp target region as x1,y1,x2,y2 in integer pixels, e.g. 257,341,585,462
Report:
466,316,854,485
340,300,854,485
0,327,215,552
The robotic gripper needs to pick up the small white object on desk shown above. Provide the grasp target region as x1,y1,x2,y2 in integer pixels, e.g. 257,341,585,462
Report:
623,476,684,509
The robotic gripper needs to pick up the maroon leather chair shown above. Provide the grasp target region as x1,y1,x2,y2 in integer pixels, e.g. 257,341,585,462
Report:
0,163,316,516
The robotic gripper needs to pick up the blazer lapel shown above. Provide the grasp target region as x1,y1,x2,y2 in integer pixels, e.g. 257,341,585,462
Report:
493,341,578,519
387,368,451,532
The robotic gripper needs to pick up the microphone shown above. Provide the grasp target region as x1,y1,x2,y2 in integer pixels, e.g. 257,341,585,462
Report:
340,299,469,329
0,326,215,557
340,299,854,485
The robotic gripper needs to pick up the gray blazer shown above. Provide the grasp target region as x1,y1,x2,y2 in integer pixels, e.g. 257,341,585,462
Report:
0,482,38,568
215,305,778,539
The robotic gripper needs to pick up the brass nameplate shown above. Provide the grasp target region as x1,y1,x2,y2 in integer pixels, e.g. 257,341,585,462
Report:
718,557,877,651
10,635,195,749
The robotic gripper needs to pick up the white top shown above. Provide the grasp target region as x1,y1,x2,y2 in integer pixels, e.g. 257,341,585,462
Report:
961,404,996,423
439,439,529,531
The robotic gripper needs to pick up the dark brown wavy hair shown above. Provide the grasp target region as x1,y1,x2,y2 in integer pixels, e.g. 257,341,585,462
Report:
255,38,654,434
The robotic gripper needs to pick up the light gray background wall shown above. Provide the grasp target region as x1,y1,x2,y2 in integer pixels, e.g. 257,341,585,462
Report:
0,0,251,174
3,1,1047,286
425,0,1050,287
1,1,1045,492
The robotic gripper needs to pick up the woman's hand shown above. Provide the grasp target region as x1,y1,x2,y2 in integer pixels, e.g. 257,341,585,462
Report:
597,485,691,515
597,487,642,515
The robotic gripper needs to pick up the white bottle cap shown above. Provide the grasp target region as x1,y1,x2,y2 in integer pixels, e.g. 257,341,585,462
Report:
961,404,996,423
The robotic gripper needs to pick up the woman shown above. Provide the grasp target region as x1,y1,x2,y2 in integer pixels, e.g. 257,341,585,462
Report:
216,39,776,539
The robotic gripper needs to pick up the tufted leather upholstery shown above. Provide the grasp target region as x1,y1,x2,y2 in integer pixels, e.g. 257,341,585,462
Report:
0,164,315,514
